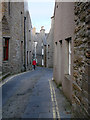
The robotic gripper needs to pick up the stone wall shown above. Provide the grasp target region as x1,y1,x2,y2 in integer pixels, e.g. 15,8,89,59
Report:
24,9,32,71
32,27,48,67
2,2,25,74
2,2,11,74
1,2,32,74
73,2,90,118
0,2,2,72
46,16,54,68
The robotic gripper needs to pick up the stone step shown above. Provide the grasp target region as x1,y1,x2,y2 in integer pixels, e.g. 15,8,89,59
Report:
0,72,10,82
0,72,2,81
0,72,2,76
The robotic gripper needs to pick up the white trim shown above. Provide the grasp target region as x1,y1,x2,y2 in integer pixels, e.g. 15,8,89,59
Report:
69,41,71,75
42,48,44,55
42,59,44,66
3,36,10,38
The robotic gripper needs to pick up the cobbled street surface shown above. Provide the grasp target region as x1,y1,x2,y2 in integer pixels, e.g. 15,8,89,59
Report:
2,67,72,119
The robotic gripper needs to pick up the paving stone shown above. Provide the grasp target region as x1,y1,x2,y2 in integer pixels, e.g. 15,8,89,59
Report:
2,67,72,118
23,113,39,118
39,112,53,118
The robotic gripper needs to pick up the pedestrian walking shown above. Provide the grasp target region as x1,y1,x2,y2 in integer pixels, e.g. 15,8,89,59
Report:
32,59,36,70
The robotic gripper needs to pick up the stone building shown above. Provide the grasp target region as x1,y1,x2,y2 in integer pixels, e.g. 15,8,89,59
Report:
32,27,37,61
72,2,90,118
24,3,32,71
0,2,32,75
46,16,54,68
53,2,90,118
53,2,75,101
0,2,2,72
32,26,48,67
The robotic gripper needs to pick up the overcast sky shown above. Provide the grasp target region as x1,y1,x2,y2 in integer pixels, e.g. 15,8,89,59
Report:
28,2,55,33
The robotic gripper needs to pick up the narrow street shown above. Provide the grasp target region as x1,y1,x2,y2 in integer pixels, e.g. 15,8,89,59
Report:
0,2,89,119
2,67,72,119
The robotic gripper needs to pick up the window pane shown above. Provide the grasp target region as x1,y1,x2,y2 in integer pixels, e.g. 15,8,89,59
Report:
3,39,9,61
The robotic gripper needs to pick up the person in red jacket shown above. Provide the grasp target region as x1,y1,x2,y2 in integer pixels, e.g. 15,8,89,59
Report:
32,59,36,70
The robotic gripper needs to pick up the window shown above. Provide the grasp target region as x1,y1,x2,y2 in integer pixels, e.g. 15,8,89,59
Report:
69,40,71,75
47,45,50,57
42,48,44,55
29,51,31,64
48,45,50,53
54,42,57,66
59,40,62,46
3,38,9,61
42,59,44,66
41,42,43,47
27,51,28,65
21,41,23,63
65,37,71,75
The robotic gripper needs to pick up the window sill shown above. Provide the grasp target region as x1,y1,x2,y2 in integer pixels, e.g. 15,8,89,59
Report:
3,61,9,63
65,74,71,81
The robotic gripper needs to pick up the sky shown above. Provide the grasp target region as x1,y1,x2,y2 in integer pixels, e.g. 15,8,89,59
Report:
28,2,55,33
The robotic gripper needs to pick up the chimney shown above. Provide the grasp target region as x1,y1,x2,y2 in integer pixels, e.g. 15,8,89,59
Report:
32,27,36,34
40,26,45,33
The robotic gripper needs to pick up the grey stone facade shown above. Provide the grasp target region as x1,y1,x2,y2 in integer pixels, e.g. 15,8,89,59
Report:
24,3,32,71
32,26,48,67
72,2,90,118
1,2,32,75
46,16,54,68
0,2,2,72
53,2,90,118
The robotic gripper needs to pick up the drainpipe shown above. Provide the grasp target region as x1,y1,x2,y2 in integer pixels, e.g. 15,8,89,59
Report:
24,16,26,71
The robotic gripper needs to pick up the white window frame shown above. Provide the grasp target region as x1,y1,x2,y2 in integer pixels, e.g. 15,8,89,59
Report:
69,40,71,75
42,48,44,55
42,59,44,66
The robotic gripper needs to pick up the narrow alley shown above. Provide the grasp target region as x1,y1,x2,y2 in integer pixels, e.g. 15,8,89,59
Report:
2,67,71,119
0,1,89,119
